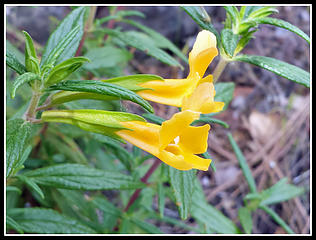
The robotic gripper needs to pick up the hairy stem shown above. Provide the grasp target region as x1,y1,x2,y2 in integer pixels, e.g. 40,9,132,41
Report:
212,55,229,83
23,91,41,121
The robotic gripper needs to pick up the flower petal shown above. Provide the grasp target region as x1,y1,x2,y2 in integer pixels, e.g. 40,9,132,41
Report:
188,47,218,79
188,30,218,78
182,153,212,171
138,78,197,107
182,82,225,114
190,30,217,59
159,110,201,150
158,149,194,170
117,121,160,156
179,124,210,154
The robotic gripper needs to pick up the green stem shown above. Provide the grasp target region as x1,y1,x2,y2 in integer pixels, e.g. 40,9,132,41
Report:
212,55,229,83
23,90,41,121
259,205,295,234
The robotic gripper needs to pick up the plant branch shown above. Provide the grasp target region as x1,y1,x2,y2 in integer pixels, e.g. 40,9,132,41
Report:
75,6,97,57
123,158,161,212
23,91,41,121
212,55,229,83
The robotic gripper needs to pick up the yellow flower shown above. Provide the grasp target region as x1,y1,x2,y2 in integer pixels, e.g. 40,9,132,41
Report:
117,110,212,171
136,30,224,114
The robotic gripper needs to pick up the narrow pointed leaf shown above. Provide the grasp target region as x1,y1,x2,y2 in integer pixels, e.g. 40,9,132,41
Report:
120,19,188,63
44,57,90,87
228,132,257,193
11,72,40,99
221,29,239,57
191,178,240,233
6,215,24,234
234,54,310,88
130,217,163,233
256,17,310,44
47,80,154,113
101,28,182,68
21,163,145,190
7,208,97,234
259,178,305,206
6,119,32,178
247,6,278,19
6,51,26,75
17,175,45,199
40,6,87,67
22,31,40,74
214,82,235,112
238,207,253,234
168,167,196,220
42,25,81,69
181,6,220,46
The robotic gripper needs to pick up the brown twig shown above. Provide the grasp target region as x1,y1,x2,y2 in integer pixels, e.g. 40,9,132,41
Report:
75,6,97,57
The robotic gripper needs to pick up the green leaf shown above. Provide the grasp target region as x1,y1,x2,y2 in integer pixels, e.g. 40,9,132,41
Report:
238,207,253,234
6,186,22,195
21,163,145,190
6,215,24,234
44,57,90,87
240,6,263,19
235,29,257,54
42,25,81,70
168,167,196,220
83,45,132,71
7,208,96,233
227,132,257,193
130,217,163,234
40,6,87,67
259,178,305,206
101,28,182,68
234,54,310,88
104,74,164,91
191,178,240,233
91,196,121,231
10,72,40,99
45,74,162,107
214,82,235,111
157,182,165,218
6,119,32,178
52,189,100,231
247,6,278,19
181,6,220,46
221,29,239,57
6,51,26,75
16,175,45,199
142,113,165,125
256,17,310,44
223,6,241,25
90,133,133,171
119,19,188,63
22,31,40,74
192,115,230,128
259,205,295,234
47,80,154,113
